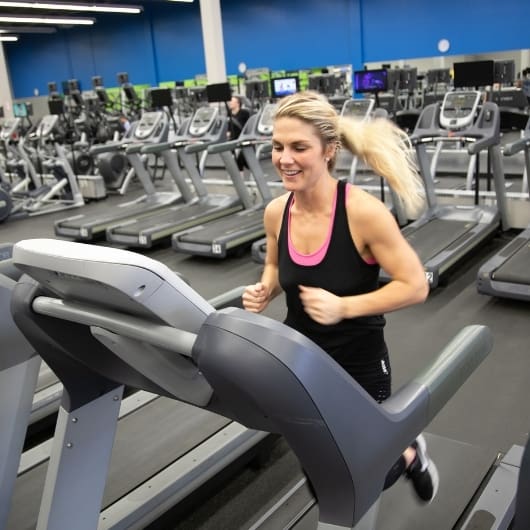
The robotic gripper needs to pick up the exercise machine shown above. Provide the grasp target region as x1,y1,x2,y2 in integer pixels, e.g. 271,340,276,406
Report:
171,103,276,258
105,105,250,249
0,114,85,222
10,238,494,529
476,116,530,301
54,111,181,241
380,91,510,289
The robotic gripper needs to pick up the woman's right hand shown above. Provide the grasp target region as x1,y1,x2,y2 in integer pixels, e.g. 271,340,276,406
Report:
242,282,270,313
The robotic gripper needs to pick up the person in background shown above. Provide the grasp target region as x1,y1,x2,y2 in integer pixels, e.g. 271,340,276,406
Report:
242,91,438,503
227,94,250,139
227,95,251,174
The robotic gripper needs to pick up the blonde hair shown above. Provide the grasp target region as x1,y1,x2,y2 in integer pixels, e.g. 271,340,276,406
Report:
274,91,424,214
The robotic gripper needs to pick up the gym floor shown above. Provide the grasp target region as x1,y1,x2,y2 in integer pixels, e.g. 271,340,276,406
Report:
1,169,529,529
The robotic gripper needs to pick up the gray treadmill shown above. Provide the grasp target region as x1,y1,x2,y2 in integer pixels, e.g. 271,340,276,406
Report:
171,103,276,258
53,111,182,241
380,91,510,289
11,238,495,529
0,253,63,427
5,247,267,530
105,106,252,248
477,116,530,301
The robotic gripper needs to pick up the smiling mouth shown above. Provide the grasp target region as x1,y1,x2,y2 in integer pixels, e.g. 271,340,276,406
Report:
281,169,300,177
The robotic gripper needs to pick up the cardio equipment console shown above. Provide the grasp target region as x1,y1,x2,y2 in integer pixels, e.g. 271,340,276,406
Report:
439,91,482,130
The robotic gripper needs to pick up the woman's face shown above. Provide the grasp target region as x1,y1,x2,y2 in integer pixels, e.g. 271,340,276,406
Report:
271,116,331,191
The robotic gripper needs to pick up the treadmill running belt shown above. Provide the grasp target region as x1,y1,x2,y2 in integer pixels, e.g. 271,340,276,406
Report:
492,242,530,284
405,218,477,262
111,201,240,236
7,397,230,530
178,210,264,244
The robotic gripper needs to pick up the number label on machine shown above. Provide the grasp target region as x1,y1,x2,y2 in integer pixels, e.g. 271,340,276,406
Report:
211,243,222,255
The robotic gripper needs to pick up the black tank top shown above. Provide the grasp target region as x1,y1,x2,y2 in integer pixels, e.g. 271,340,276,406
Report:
278,180,386,360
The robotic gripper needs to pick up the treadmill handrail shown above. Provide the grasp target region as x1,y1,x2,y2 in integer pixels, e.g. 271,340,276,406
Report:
207,137,271,155
140,138,194,154
382,324,492,421
32,296,197,357
89,141,127,155
184,141,209,154
504,137,530,157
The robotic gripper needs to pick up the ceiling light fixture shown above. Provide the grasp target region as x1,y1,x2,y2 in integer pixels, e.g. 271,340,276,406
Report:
0,14,94,24
0,35,18,41
0,2,142,14
0,25,55,32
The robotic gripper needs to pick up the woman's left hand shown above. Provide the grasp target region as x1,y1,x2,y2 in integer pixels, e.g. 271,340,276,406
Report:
298,285,345,325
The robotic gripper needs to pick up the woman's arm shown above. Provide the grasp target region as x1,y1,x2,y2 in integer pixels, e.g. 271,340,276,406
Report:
242,197,286,312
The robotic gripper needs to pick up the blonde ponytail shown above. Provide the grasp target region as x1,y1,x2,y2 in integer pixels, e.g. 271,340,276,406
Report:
274,91,425,215
339,115,425,215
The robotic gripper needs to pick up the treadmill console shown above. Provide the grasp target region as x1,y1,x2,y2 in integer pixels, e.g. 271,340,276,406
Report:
256,103,277,135
341,98,375,120
134,111,165,140
440,91,481,130
36,115,59,138
188,106,217,137
0,117,20,141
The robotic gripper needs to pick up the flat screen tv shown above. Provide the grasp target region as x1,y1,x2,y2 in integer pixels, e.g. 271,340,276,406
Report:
48,99,65,115
13,102,28,118
453,60,494,88
353,69,388,93
270,76,299,98
206,82,232,103
245,79,270,100
117,72,129,85
426,68,451,85
150,87,173,108
494,60,515,85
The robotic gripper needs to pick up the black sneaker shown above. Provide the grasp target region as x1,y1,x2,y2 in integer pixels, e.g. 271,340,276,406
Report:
406,434,439,503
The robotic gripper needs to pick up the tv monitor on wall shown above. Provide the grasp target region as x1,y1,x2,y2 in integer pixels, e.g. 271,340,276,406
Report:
206,82,232,103
494,60,515,85
453,60,494,88
271,76,299,99
353,69,388,93
13,102,28,118
426,68,451,85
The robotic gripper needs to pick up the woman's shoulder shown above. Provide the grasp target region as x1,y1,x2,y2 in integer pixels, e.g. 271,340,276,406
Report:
345,183,391,222
265,192,290,216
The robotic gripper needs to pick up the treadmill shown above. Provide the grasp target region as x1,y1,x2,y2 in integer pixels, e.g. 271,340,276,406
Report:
105,106,252,248
10,238,494,530
379,91,510,289
171,103,276,258
477,116,530,301
54,111,182,241
5,246,267,530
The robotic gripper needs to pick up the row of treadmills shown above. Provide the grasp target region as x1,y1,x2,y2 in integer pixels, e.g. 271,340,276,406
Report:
1,237,529,530
54,103,276,257
250,90,530,302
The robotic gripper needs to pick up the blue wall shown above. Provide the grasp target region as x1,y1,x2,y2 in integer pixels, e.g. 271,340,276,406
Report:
4,0,530,98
